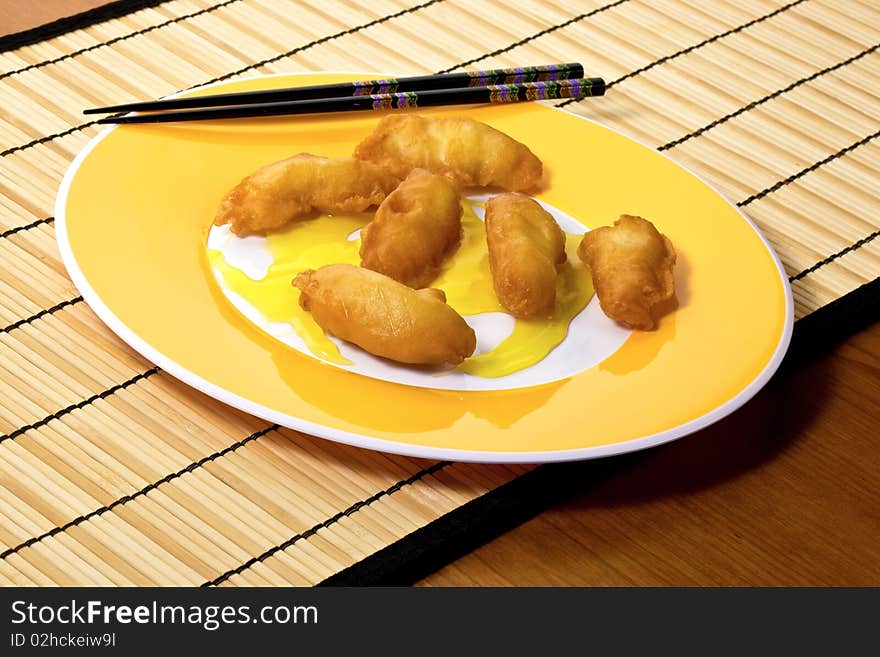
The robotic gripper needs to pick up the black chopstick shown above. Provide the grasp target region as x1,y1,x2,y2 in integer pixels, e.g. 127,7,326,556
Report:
83,63,585,115
95,77,605,125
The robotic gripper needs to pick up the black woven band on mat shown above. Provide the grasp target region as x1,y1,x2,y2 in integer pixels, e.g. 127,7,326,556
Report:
320,278,880,586
0,0,174,53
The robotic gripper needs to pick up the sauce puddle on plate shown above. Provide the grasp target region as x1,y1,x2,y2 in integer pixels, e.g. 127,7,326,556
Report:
208,200,594,378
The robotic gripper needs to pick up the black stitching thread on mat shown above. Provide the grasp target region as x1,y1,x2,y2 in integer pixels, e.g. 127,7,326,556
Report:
660,42,880,151
0,423,278,561
556,0,808,107
434,0,630,74
0,0,444,159
0,0,242,82
186,0,443,87
0,296,82,335
0,123,99,159
738,128,880,206
0,367,159,445
0,216,55,239
789,230,879,283
202,461,450,587
318,457,630,586
0,0,174,53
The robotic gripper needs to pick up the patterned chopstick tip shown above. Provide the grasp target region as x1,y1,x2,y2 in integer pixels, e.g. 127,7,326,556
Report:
371,91,419,109
467,63,579,87
354,79,399,96
368,78,603,110
490,78,604,102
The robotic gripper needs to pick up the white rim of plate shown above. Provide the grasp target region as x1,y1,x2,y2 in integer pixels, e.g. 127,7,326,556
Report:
55,71,794,464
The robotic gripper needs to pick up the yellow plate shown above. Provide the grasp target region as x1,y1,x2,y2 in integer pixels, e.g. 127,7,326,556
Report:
56,73,792,463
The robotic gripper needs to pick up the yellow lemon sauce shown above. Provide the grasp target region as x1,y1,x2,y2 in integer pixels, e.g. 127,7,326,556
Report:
208,201,594,377
207,214,365,365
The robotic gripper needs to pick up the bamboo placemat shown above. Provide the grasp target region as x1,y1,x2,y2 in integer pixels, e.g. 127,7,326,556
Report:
0,0,877,586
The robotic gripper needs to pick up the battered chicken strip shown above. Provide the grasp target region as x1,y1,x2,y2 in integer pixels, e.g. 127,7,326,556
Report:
215,153,399,235
485,193,566,318
293,264,476,365
577,214,676,330
360,169,462,288
354,115,542,192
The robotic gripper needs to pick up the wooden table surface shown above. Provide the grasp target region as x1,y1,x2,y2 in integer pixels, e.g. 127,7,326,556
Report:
3,0,878,587
419,321,880,586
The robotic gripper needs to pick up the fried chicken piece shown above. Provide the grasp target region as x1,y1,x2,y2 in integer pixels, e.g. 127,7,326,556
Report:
215,153,399,235
354,114,542,192
359,168,462,288
293,264,476,365
577,214,676,330
485,193,566,318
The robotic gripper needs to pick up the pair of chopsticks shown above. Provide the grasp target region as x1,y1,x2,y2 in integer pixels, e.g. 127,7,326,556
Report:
84,63,604,124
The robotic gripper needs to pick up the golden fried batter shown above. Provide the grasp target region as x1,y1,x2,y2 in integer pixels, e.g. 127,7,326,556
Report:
359,168,462,288
577,214,676,330
354,114,542,192
293,264,476,365
485,193,566,318
215,153,399,235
